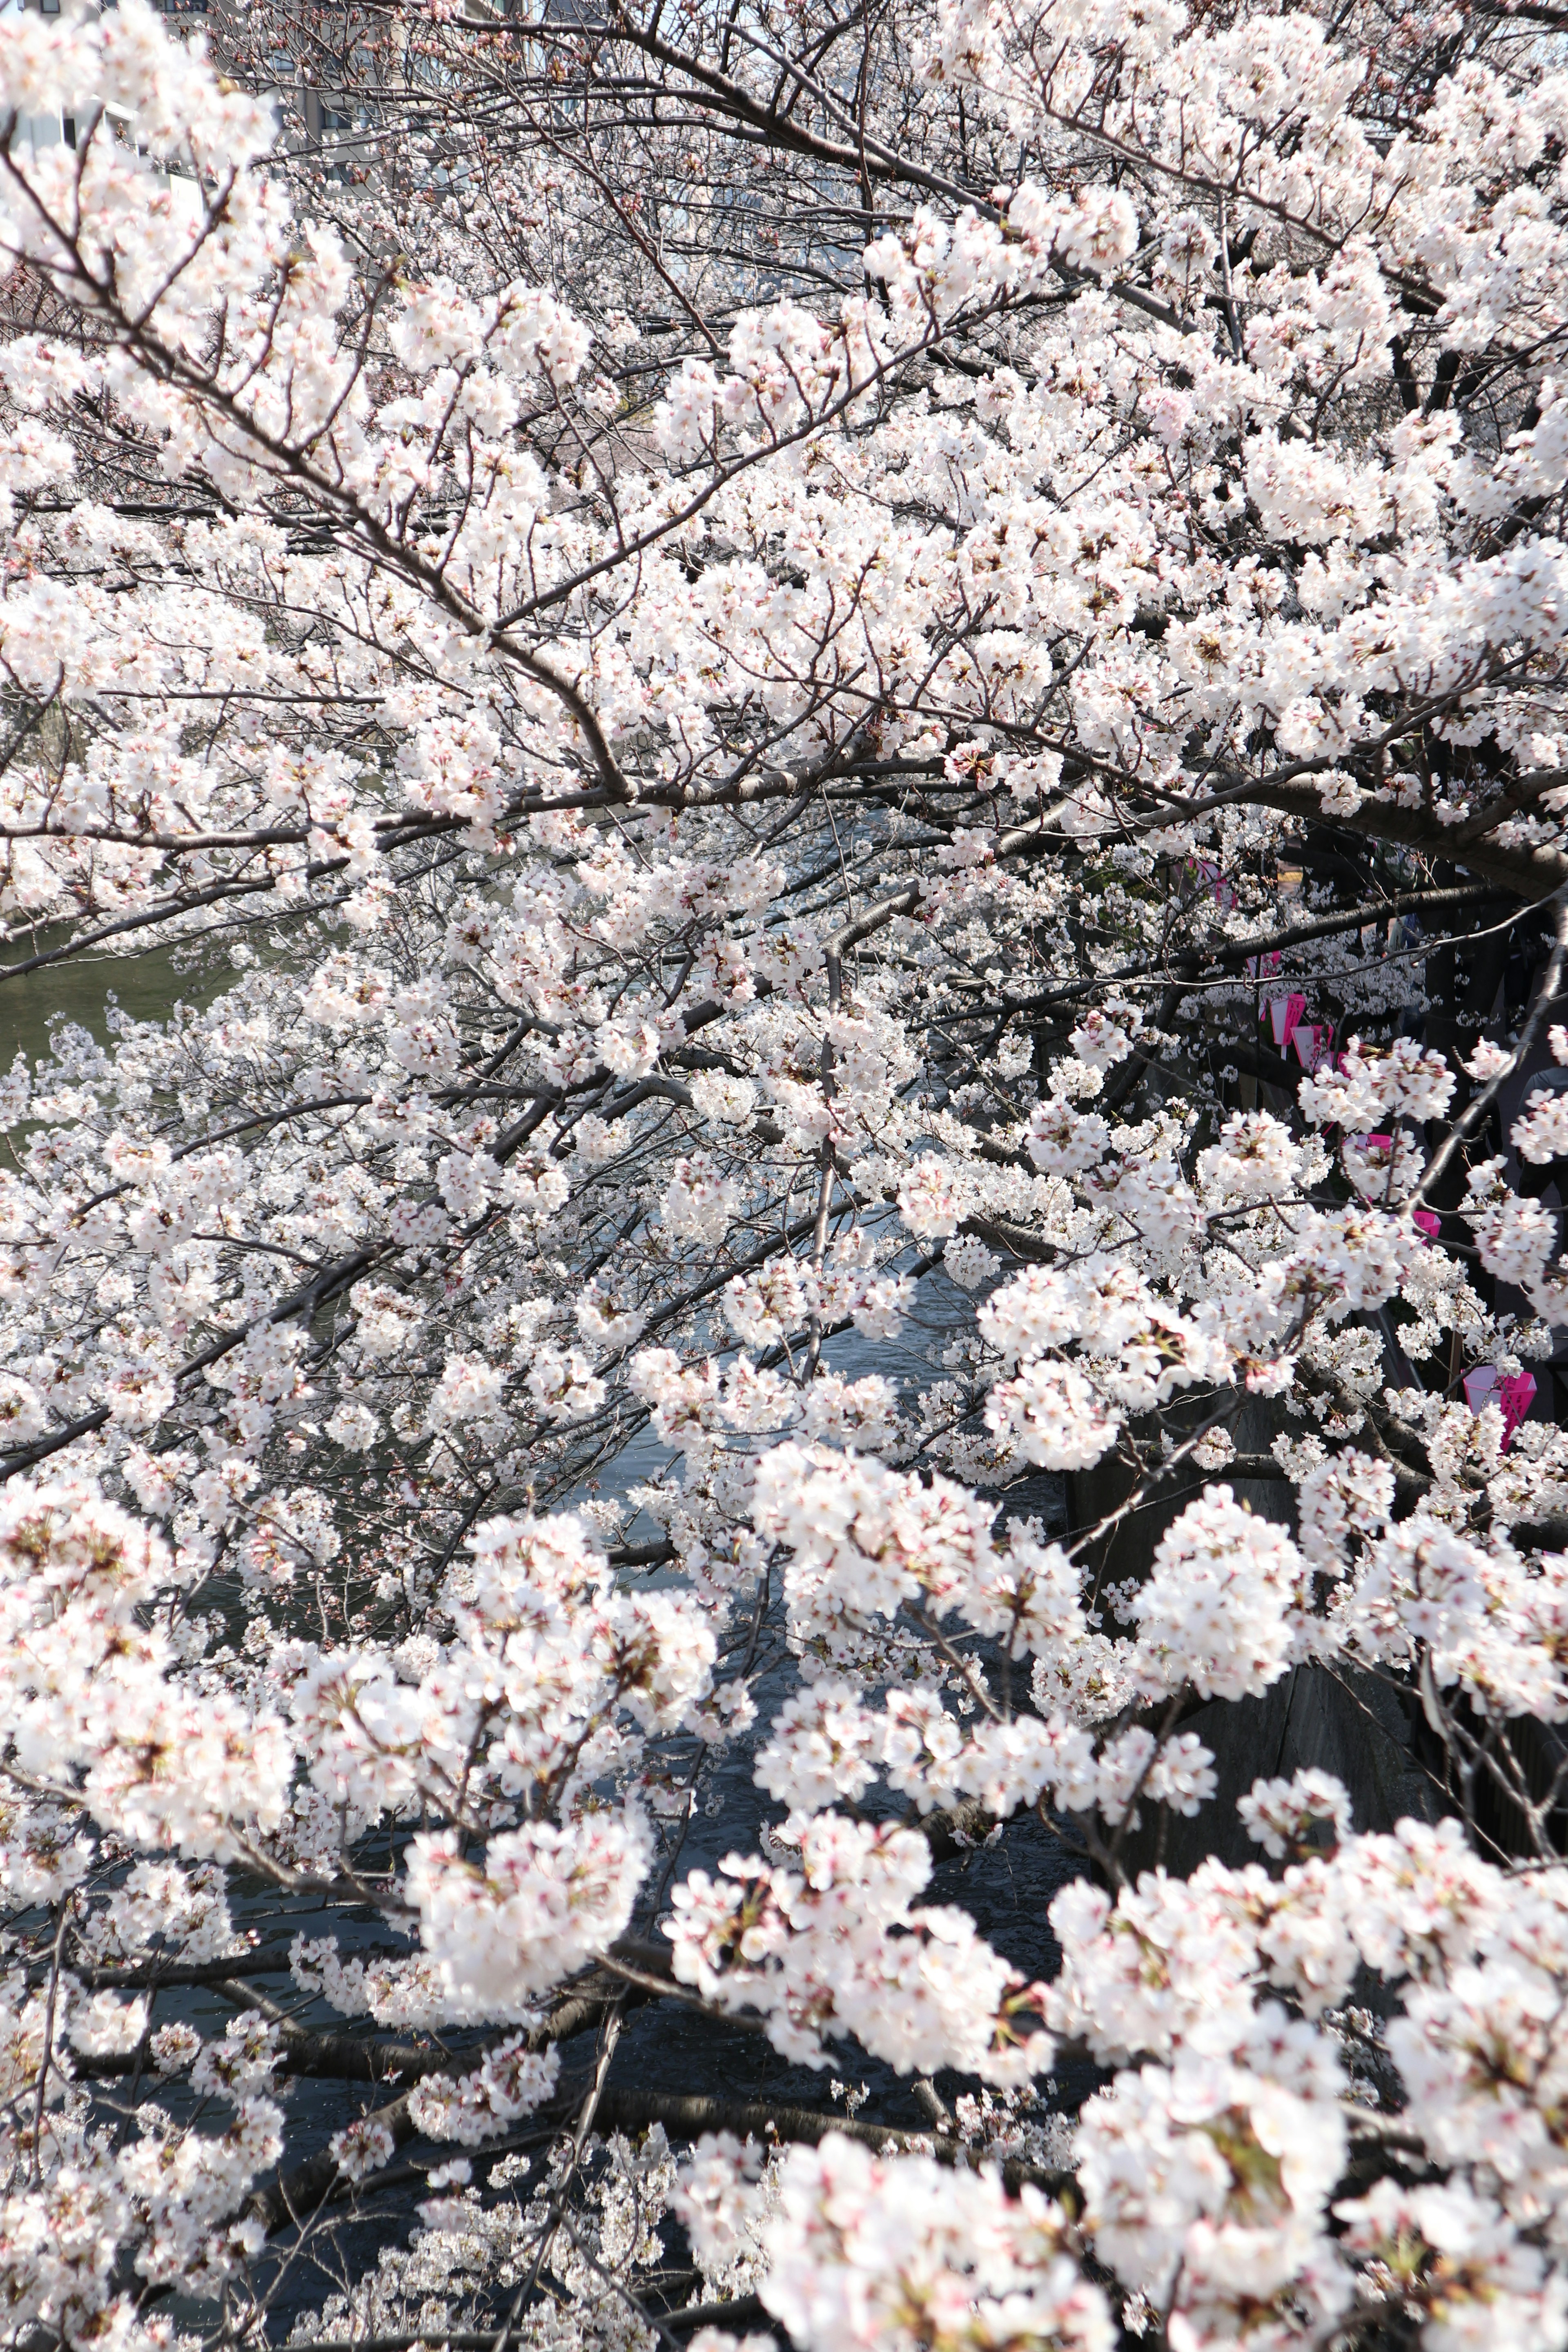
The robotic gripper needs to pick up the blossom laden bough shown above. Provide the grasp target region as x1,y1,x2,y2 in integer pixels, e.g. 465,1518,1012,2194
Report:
7,0,1568,2344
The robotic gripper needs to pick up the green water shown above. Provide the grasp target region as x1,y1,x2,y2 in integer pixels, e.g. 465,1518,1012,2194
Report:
1,938,225,1070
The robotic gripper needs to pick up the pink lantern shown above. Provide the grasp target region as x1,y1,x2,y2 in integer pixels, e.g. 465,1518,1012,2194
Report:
1291,1021,1335,1072
1463,1365,1537,1446
1265,993,1307,1049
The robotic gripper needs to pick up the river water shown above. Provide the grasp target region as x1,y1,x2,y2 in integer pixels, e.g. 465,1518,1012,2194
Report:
7,931,1085,2332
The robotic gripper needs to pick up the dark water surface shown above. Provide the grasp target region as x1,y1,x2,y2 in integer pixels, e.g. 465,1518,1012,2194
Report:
6,935,1085,2329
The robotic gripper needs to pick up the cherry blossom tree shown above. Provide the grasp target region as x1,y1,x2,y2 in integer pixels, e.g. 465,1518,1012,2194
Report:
11,0,1568,2345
